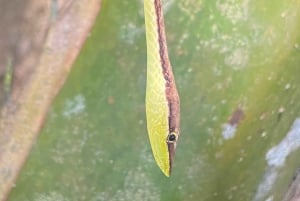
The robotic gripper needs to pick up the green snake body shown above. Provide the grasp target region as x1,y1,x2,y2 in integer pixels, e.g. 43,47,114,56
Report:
144,0,180,177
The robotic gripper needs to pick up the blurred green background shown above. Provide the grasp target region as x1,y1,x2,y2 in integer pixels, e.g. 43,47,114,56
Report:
8,0,300,200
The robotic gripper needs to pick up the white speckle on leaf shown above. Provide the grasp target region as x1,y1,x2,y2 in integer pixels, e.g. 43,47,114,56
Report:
178,33,189,45
179,0,203,21
222,124,237,140
216,0,249,24
221,99,227,104
278,107,285,114
62,94,86,118
281,11,287,18
285,83,291,90
198,24,250,70
224,48,249,70
187,68,193,73
261,132,267,138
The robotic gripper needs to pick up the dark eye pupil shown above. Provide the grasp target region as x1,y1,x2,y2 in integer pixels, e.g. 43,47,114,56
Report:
168,134,176,141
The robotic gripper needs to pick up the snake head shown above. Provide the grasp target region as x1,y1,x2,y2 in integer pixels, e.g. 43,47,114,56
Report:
166,131,179,175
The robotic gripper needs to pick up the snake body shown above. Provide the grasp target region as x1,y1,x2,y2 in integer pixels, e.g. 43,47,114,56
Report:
144,0,180,177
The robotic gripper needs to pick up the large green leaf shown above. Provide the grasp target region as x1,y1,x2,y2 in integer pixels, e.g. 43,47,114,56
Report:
8,0,300,201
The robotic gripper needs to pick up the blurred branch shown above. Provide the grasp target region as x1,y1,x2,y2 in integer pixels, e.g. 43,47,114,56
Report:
0,0,101,200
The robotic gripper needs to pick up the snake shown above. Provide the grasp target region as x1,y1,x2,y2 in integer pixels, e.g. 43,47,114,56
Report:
144,0,180,177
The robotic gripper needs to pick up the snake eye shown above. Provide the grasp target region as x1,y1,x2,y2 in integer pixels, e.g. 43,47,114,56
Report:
167,132,177,143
